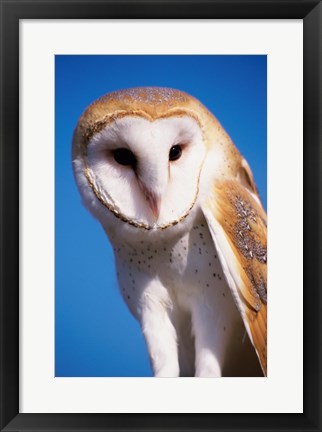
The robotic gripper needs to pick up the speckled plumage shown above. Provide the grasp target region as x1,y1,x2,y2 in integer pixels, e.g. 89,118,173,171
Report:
72,87,267,377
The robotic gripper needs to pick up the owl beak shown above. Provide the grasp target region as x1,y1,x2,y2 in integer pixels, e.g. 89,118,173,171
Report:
146,192,161,220
139,182,161,220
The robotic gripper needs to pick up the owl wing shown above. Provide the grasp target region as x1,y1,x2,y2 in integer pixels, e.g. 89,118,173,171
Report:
202,178,267,376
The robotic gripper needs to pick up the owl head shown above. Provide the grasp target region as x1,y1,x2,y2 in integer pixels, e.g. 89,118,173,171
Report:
72,87,253,237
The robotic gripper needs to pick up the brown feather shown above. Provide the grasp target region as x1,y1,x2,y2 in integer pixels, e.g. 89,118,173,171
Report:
72,87,241,180
207,179,267,375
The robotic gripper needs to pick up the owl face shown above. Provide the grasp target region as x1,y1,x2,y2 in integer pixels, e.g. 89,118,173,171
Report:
77,115,206,230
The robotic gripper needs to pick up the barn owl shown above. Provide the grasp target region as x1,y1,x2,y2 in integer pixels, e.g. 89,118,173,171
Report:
72,87,267,377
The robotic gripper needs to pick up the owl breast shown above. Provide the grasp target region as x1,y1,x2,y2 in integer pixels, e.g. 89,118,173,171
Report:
111,210,251,376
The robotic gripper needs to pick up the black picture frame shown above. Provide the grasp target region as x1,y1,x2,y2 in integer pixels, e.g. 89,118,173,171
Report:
0,1,321,431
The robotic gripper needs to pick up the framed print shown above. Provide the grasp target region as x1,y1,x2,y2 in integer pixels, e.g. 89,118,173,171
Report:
1,1,321,431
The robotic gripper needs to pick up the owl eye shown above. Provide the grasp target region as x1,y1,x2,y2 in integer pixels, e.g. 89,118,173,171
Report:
113,148,137,168
169,145,182,161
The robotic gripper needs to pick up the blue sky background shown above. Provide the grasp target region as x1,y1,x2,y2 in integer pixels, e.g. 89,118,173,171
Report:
55,55,267,377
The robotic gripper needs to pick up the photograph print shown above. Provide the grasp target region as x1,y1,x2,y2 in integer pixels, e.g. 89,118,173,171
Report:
55,55,267,377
